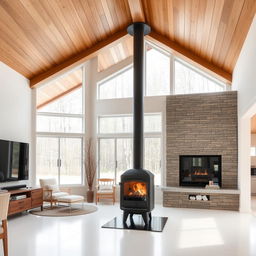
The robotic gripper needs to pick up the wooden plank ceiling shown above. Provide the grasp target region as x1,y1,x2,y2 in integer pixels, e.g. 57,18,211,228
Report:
37,68,82,109
0,0,255,104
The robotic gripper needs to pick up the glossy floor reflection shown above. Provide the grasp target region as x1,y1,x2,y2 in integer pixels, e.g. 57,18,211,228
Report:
1,204,256,256
102,215,168,232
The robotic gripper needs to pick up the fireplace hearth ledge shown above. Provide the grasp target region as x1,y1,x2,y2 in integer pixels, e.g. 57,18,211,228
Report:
162,186,240,195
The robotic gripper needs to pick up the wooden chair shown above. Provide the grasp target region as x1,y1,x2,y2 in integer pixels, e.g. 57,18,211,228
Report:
96,178,115,205
39,178,71,208
0,192,10,256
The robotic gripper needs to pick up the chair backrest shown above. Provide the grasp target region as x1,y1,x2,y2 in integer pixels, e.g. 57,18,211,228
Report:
98,178,114,185
0,193,10,221
39,178,59,192
39,178,57,188
98,179,115,190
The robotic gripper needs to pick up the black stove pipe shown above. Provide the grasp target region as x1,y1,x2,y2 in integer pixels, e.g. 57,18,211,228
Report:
127,22,151,170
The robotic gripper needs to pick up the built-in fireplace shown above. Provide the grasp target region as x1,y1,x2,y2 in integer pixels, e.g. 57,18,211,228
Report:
179,155,221,187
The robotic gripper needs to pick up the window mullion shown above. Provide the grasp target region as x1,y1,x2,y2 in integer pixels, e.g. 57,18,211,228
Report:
58,138,61,186
115,138,117,184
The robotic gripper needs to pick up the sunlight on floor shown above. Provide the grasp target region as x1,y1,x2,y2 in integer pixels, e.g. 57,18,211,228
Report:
178,217,224,249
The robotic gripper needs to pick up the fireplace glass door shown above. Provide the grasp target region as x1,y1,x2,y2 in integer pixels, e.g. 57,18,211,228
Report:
123,181,147,201
179,155,221,187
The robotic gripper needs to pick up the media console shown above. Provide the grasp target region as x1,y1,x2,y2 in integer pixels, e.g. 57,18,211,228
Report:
7,188,43,216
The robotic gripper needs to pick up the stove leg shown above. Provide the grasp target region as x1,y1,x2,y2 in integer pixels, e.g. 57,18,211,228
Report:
149,212,152,222
142,212,149,226
130,214,135,227
123,211,129,223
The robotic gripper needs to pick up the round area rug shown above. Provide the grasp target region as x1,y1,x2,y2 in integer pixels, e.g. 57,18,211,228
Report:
30,204,97,217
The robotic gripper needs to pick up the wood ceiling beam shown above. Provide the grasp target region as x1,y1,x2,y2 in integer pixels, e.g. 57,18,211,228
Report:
147,30,232,83
37,83,82,109
30,29,128,88
128,0,145,22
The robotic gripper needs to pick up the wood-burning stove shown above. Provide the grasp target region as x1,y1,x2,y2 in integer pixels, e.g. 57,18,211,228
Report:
120,22,155,226
120,168,154,225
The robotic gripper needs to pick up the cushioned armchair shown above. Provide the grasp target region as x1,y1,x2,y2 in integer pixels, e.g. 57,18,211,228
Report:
0,192,10,256
39,178,71,208
96,178,115,205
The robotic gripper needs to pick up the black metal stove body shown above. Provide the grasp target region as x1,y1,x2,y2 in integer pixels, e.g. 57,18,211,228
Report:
120,22,154,225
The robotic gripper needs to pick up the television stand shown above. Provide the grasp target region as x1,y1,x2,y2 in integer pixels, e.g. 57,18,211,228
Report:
7,188,43,216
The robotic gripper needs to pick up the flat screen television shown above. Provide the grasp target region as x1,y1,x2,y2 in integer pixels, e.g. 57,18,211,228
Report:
0,139,29,182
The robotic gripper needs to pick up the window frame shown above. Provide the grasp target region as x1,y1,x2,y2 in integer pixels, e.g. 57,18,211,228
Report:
97,65,133,100
36,135,84,186
97,113,163,186
97,113,162,135
97,134,162,186
97,43,229,100
145,41,171,97
36,67,85,187
173,58,227,94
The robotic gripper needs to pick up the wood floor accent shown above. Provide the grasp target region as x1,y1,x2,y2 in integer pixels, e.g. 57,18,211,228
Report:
0,0,254,87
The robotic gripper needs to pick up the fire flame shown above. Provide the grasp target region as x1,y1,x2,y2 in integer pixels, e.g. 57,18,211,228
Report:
194,169,208,175
128,182,147,197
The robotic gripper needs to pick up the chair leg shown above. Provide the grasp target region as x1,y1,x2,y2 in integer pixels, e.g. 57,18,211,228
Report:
2,220,8,256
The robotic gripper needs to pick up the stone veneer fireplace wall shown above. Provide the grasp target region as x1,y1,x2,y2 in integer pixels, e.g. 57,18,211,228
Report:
164,91,239,210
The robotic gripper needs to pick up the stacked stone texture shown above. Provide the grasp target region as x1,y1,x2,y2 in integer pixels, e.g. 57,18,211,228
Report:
163,192,239,211
164,91,239,210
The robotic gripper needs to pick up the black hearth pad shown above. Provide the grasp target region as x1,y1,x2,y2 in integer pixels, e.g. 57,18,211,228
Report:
102,215,168,232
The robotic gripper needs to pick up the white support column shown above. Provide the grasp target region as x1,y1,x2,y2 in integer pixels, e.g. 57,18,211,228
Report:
239,116,251,212
84,58,98,190
85,58,98,139
30,88,37,187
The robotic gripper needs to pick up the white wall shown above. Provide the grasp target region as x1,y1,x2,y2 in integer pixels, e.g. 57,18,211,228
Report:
0,62,32,188
251,134,256,166
232,16,256,212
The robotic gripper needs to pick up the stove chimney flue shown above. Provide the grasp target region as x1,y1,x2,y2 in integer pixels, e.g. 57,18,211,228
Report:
127,22,151,170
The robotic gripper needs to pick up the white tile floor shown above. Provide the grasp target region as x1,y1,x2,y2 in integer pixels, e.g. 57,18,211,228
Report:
1,204,256,256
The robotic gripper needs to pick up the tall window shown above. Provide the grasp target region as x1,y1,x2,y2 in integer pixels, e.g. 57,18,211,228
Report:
174,59,225,94
146,43,170,96
98,67,133,99
36,68,84,185
98,114,162,185
37,88,83,133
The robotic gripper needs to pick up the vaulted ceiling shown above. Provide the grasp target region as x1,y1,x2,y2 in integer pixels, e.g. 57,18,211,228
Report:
0,0,255,89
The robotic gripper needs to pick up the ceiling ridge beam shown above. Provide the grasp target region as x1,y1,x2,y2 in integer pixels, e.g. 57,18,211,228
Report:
128,0,145,22
147,30,232,83
37,83,82,109
30,29,128,88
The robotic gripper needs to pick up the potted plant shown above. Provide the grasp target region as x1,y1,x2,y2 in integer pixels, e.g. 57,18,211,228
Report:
85,138,96,203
